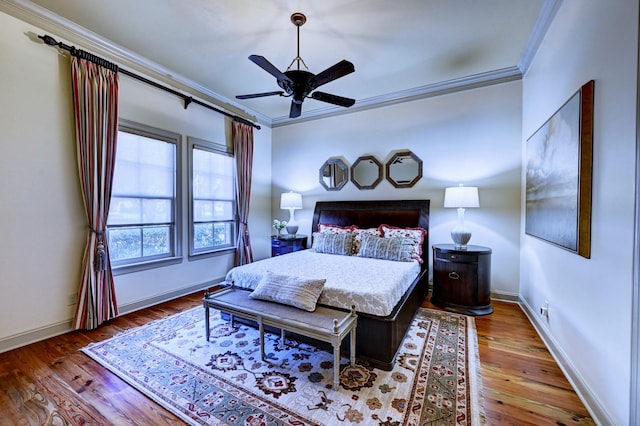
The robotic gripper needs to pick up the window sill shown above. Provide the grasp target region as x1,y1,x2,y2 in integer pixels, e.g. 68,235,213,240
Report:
188,247,235,262
112,256,183,276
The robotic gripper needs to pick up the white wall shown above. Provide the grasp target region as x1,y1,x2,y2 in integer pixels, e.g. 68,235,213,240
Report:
0,11,273,348
272,81,523,296
521,1,638,424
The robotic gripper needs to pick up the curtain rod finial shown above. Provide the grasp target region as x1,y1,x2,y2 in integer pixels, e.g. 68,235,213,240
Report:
39,34,58,46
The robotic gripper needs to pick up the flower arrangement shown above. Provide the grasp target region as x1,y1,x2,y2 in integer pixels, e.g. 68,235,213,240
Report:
273,219,287,233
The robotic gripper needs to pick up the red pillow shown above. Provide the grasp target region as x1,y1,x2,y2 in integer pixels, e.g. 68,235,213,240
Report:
317,222,355,234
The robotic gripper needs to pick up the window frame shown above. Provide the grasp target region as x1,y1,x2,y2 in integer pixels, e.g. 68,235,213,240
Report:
187,136,237,259
108,119,183,275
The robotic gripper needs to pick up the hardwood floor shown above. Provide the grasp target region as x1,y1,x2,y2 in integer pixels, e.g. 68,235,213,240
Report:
0,293,595,425
423,299,596,425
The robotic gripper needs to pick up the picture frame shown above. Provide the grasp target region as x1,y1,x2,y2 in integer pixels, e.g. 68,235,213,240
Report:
525,80,594,258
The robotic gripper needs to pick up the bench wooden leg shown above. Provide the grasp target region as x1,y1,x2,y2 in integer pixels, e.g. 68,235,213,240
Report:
333,344,340,391
258,316,266,362
350,328,356,365
205,304,210,341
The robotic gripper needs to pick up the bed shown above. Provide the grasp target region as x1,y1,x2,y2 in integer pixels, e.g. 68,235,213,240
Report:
223,199,430,370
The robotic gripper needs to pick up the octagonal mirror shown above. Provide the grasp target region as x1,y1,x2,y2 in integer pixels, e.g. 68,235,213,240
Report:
385,150,423,188
319,158,349,191
351,155,383,190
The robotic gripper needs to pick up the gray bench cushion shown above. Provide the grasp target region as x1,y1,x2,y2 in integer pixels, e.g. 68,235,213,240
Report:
214,288,349,332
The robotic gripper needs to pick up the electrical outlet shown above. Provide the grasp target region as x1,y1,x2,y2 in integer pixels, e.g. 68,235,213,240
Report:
68,292,77,306
540,300,549,319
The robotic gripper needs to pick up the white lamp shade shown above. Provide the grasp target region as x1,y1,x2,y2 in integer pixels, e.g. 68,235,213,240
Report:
444,185,479,208
280,192,302,210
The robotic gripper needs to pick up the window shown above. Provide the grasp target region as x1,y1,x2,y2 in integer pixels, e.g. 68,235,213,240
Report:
107,120,181,271
188,137,235,257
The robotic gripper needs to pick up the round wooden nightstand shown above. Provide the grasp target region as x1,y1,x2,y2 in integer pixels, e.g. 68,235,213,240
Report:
431,244,493,316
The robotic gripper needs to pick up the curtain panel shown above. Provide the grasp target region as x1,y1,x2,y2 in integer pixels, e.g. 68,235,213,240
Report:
71,56,120,330
233,121,254,266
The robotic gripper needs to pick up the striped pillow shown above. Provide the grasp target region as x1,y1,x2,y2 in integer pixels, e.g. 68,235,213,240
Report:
351,227,382,254
379,224,427,263
356,233,414,262
311,232,354,255
250,271,326,311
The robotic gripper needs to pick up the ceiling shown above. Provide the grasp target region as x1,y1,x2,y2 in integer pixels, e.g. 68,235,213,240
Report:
21,0,549,126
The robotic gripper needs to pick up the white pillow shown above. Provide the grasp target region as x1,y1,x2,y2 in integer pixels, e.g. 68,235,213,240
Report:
249,271,326,311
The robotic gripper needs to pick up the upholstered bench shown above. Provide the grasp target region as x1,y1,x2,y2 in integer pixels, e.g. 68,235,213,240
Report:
203,286,357,390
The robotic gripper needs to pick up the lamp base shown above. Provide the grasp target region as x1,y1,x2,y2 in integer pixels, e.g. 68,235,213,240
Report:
451,228,472,250
286,225,299,236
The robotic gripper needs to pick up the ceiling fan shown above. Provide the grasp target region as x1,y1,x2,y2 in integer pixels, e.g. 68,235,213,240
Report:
236,12,356,118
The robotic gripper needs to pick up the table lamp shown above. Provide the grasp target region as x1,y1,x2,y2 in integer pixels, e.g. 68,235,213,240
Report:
444,184,479,249
280,191,302,236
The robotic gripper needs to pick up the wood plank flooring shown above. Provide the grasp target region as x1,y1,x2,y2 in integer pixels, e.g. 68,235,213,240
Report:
0,293,595,425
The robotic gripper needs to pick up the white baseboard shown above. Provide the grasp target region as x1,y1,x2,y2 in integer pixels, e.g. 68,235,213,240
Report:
117,277,224,315
0,319,73,354
518,296,613,426
491,290,519,302
0,277,224,354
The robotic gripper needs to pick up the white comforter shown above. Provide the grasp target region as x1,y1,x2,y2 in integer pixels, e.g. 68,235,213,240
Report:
224,250,421,316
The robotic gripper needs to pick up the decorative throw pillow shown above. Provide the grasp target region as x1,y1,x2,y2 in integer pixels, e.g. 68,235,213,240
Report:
356,233,415,262
317,222,355,234
311,232,354,255
379,224,427,263
249,271,326,311
351,227,382,254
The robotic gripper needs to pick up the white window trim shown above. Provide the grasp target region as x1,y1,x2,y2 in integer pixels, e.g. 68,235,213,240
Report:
187,136,236,260
110,119,183,275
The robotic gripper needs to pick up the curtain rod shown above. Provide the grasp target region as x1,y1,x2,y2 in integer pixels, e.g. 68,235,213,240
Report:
38,34,261,130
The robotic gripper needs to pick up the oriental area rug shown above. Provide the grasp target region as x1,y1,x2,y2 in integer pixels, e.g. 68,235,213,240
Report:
81,306,486,425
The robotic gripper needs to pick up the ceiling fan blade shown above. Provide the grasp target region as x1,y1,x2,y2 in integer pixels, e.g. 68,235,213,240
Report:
311,91,356,108
308,60,355,89
236,91,284,99
289,101,302,118
249,55,293,85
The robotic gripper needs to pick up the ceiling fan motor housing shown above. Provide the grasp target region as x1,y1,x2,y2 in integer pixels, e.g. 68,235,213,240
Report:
280,70,314,103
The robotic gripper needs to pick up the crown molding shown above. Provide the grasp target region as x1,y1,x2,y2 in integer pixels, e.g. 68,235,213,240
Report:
2,0,560,129
271,66,522,127
275,0,563,128
0,0,269,126
518,0,563,75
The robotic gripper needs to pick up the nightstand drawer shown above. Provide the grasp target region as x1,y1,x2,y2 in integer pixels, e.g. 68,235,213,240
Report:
271,235,307,257
434,250,477,263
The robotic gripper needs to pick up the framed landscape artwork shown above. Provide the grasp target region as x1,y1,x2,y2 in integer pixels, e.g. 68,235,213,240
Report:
525,80,594,258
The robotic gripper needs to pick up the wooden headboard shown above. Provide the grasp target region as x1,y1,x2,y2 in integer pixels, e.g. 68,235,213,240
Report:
311,200,430,265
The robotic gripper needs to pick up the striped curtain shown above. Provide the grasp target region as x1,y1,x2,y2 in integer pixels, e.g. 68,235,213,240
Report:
233,121,254,265
71,55,120,330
